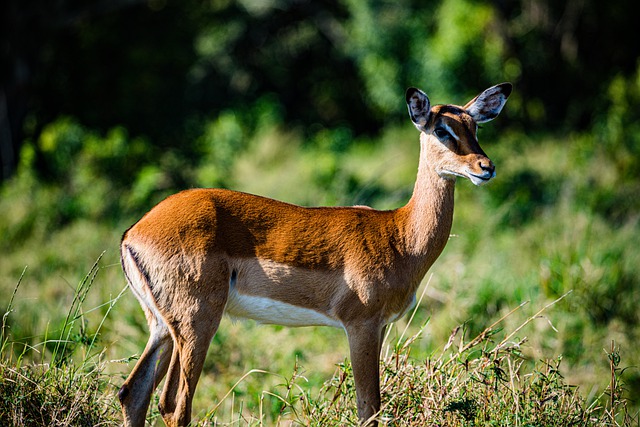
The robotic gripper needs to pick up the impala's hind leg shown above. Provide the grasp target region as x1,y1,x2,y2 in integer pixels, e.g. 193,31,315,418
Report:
157,308,224,427
119,306,173,427
157,275,228,427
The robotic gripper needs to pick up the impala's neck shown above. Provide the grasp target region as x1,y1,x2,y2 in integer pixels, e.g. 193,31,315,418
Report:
399,133,455,260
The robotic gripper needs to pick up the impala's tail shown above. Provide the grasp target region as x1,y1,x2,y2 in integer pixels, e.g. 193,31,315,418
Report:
120,242,166,325
121,243,149,307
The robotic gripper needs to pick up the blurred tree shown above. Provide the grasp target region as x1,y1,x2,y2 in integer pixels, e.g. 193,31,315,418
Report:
1,0,151,180
1,0,639,181
188,0,375,133
493,0,640,129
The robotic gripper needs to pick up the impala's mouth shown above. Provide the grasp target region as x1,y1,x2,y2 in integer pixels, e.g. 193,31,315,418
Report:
468,171,495,186
438,169,496,185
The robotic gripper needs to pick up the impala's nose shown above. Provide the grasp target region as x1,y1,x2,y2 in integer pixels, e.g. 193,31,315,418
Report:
479,158,495,176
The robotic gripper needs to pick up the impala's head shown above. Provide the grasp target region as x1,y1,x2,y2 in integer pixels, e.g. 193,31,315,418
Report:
406,83,512,186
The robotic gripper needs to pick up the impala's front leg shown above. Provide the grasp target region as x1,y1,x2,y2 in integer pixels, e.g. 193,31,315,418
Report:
345,319,385,426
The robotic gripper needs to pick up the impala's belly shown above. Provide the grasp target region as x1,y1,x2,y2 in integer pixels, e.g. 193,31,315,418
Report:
224,289,342,327
223,258,343,328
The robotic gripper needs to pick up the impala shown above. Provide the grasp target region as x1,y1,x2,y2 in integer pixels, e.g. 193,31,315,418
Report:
118,82,512,426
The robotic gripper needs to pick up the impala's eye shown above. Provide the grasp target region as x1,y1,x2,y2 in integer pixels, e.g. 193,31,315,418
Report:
434,127,451,140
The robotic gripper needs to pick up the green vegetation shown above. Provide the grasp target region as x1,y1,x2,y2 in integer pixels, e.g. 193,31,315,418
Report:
0,266,633,425
2,0,640,425
0,262,120,426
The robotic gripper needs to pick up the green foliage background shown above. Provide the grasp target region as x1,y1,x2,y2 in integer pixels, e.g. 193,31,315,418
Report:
1,0,640,423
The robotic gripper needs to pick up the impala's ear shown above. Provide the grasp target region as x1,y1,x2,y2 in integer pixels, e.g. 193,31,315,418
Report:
464,82,512,123
406,87,431,132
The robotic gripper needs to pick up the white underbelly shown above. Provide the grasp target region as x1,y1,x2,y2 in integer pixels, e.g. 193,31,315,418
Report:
224,287,342,328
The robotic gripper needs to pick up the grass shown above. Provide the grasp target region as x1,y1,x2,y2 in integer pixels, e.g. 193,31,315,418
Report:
0,263,636,426
0,360,118,426
0,259,121,426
